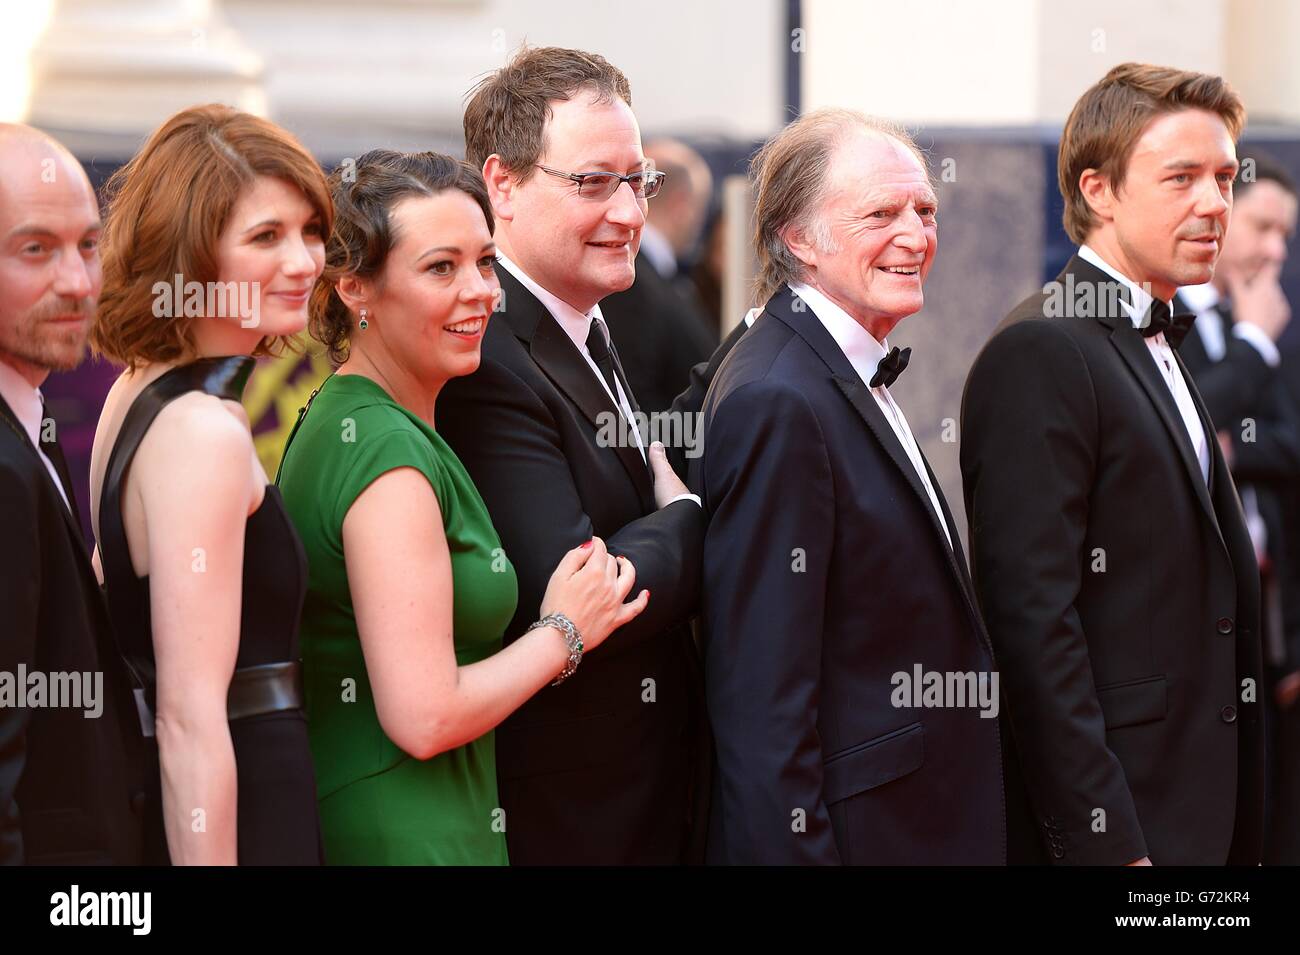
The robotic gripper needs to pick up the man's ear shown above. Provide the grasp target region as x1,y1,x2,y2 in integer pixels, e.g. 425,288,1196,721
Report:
482,154,516,224
1078,167,1116,224
335,274,369,316
781,222,819,270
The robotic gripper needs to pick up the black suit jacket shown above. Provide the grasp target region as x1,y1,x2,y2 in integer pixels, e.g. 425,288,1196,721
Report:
697,285,1005,865
665,318,748,479
601,252,717,416
1175,295,1300,483
1177,298,1300,674
1174,296,1278,434
961,255,1265,865
438,265,706,864
0,394,146,865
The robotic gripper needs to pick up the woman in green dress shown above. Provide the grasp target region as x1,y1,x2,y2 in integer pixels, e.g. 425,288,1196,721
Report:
276,150,648,865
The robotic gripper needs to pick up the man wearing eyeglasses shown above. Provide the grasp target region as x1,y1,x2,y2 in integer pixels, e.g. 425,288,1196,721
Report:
438,46,708,864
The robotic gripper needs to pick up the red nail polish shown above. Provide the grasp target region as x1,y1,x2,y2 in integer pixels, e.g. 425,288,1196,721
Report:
580,539,593,549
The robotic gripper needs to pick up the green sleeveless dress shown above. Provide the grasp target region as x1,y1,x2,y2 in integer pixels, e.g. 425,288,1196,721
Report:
277,372,517,865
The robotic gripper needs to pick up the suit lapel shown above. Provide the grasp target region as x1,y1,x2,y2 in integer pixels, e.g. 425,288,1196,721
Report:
919,450,995,649
1108,326,1219,525
497,268,655,510
1065,258,1225,544
43,431,85,537
0,392,92,559
765,286,974,594
1171,292,1212,369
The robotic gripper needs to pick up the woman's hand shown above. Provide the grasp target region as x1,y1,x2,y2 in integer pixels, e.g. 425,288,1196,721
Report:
540,536,648,652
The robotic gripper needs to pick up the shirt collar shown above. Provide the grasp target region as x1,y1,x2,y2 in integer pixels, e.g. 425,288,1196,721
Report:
0,357,47,449
1176,281,1221,314
496,252,603,356
789,281,892,388
1077,244,1168,328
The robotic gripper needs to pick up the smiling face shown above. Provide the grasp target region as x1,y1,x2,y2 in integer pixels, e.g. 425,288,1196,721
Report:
1082,108,1238,301
489,91,647,313
0,140,101,383
214,175,325,340
360,189,499,387
787,130,938,340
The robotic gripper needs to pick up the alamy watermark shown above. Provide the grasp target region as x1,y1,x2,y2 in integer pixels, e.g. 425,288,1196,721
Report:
0,665,103,718
596,410,703,458
891,665,999,719
152,274,260,328
1042,275,1156,323
50,885,150,935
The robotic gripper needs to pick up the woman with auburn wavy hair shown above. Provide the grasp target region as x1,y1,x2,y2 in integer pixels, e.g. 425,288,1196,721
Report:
88,104,330,865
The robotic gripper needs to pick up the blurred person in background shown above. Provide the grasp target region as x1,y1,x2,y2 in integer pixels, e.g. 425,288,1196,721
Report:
1175,154,1300,863
598,137,719,414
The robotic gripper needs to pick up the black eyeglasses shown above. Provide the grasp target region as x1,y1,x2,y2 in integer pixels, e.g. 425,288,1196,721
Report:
536,164,666,200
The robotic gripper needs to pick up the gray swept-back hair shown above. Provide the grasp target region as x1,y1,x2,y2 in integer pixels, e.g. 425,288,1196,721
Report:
750,108,928,302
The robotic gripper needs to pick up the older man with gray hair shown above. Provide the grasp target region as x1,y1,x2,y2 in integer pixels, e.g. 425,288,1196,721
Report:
696,108,1004,864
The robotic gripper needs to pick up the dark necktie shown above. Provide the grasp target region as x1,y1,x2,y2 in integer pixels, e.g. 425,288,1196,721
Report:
585,317,625,406
870,346,911,388
39,398,81,525
1140,299,1197,349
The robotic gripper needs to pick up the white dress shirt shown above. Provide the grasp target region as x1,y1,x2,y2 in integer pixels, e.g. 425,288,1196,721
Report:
1177,281,1281,366
1078,245,1210,483
1176,281,1271,559
496,253,700,506
789,282,953,548
0,358,72,511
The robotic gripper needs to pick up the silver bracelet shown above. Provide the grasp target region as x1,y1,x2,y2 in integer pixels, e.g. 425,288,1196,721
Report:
528,612,584,686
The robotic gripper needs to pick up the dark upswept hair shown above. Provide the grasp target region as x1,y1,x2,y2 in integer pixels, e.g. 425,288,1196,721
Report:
1059,62,1246,244
310,150,494,365
93,104,333,370
462,45,632,181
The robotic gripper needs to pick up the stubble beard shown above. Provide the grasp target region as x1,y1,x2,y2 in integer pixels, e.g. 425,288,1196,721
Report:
0,297,94,374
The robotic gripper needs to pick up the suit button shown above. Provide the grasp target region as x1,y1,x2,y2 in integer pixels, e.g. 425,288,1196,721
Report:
130,791,147,814
1221,705,1237,723
1217,617,1234,635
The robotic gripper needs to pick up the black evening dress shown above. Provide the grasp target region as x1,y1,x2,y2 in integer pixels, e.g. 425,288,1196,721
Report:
97,356,322,865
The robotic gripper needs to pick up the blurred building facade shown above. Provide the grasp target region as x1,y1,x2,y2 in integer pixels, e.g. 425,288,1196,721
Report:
9,0,1300,545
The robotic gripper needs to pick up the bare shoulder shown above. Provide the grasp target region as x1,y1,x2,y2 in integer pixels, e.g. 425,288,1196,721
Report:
133,391,257,508
148,390,253,453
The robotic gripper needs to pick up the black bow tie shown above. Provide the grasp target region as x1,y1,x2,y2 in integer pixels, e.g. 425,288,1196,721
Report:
1139,299,1196,349
870,346,911,388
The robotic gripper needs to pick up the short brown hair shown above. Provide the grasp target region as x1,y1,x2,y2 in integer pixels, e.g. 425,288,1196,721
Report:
1059,62,1246,244
463,46,632,181
751,108,927,302
93,104,333,369
311,150,494,366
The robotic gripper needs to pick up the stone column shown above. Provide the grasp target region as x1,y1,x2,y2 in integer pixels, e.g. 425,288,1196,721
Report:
27,0,265,136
